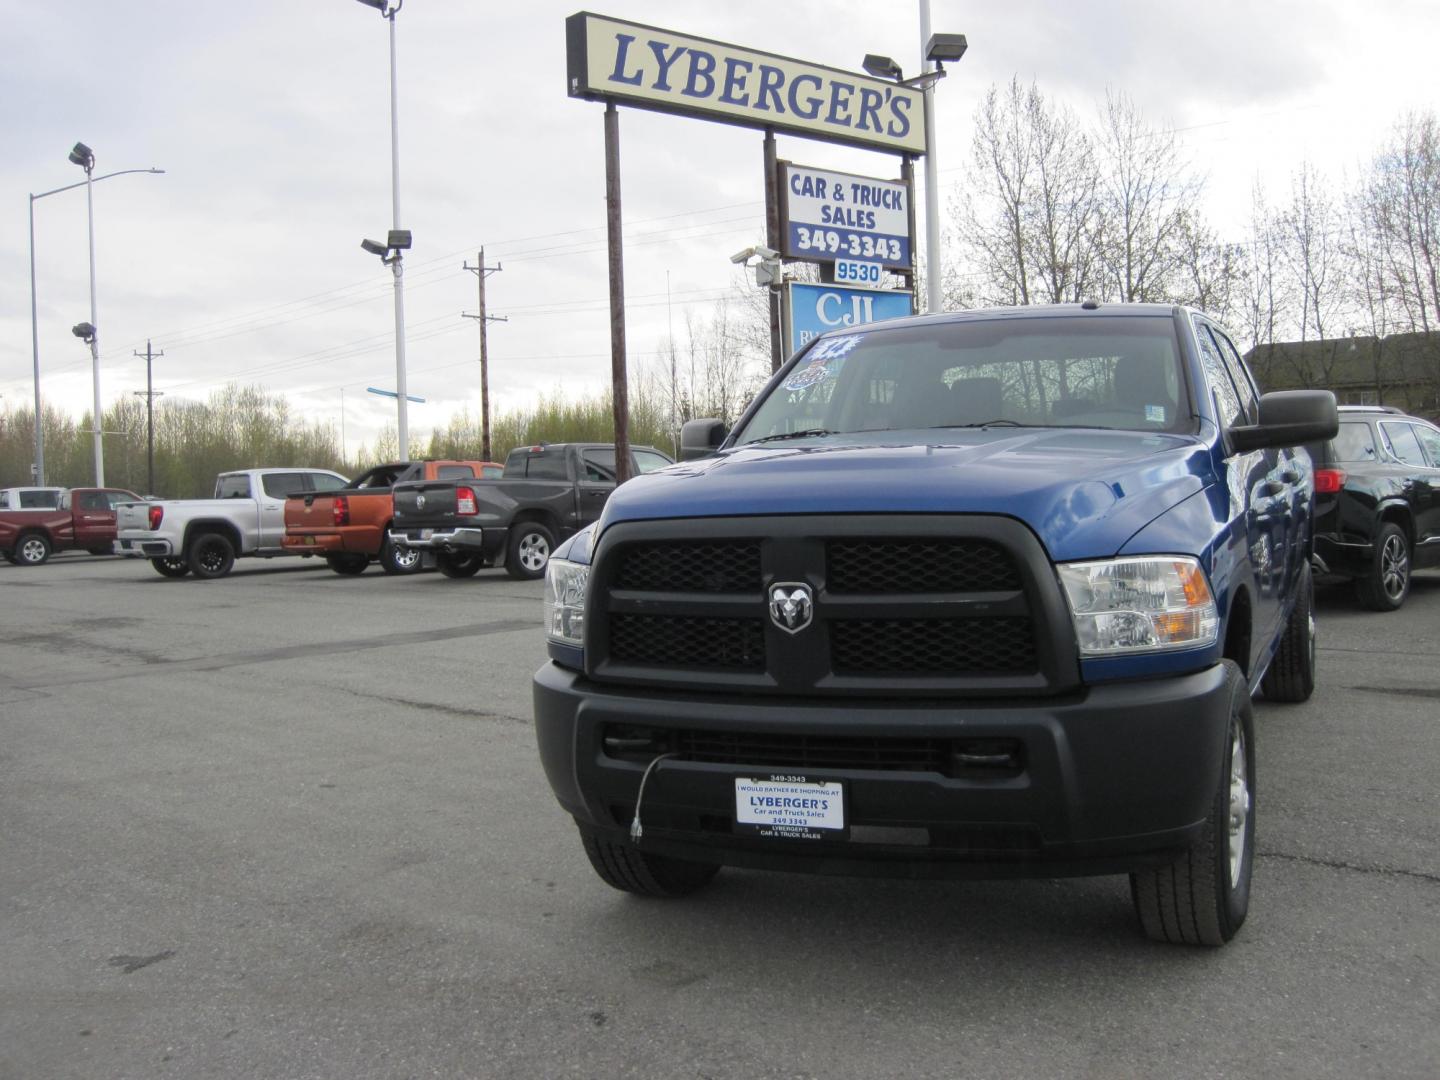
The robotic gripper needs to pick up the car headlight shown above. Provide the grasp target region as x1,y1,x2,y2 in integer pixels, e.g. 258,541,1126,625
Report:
1057,556,1218,657
544,558,589,645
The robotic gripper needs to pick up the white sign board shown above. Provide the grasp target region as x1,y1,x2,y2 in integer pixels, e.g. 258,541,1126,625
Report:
780,163,911,269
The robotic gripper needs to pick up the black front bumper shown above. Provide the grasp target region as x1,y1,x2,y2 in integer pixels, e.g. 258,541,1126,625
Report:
533,661,1231,879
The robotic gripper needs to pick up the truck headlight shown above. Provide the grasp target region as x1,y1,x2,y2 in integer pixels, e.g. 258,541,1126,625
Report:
544,558,589,645
1057,556,1219,657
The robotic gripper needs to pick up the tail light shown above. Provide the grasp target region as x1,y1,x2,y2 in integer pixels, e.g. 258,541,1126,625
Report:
333,495,350,526
148,505,163,530
1313,468,1346,494
456,486,478,515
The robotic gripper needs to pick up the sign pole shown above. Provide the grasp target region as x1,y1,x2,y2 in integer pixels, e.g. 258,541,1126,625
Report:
901,155,918,300
763,129,783,373
605,102,632,483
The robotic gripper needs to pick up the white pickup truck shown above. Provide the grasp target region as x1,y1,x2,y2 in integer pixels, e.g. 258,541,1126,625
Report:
114,468,349,579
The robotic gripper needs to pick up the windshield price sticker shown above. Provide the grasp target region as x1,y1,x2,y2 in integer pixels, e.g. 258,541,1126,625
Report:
781,163,911,269
735,777,845,841
835,258,884,288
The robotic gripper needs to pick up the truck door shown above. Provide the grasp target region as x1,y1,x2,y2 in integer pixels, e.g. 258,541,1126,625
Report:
578,448,618,528
1195,321,1283,658
72,490,126,548
259,472,309,549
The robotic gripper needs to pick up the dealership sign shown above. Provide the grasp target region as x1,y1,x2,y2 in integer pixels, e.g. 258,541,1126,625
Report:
788,283,913,353
565,13,927,155
779,163,910,270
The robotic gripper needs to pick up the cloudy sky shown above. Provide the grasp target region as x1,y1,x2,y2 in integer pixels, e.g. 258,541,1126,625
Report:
2,1,1436,457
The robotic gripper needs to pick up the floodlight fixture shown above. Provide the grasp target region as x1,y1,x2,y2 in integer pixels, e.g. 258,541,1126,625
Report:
862,54,903,81
361,237,388,257
68,142,95,170
925,33,969,65
72,322,96,343
354,0,402,17
386,228,412,250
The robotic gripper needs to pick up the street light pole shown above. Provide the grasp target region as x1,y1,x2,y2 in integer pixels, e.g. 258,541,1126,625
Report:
80,148,103,485
29,162,163,488
919,0,942,315
356,0,409,459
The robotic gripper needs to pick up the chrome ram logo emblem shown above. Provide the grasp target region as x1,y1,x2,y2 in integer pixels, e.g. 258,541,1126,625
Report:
415,494,426,511
768,582,814,634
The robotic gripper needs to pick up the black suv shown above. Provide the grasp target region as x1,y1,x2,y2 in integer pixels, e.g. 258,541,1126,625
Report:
1306,406,1440,610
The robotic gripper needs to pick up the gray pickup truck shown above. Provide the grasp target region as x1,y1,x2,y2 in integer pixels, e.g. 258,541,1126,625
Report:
388,443,672,579
114,467,350,578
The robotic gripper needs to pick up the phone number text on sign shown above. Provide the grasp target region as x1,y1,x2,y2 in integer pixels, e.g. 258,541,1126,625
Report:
790,227,903,263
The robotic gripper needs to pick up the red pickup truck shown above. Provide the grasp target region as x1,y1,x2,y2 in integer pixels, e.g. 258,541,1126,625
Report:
282,460,500,575
0,487,144,566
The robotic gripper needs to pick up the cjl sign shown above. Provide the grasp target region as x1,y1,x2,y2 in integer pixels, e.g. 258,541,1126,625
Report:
787,282,913,353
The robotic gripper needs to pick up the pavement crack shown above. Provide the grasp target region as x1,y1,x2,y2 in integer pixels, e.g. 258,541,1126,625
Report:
358,690,529,726
1346,684,1440,700
1259,849,1440,884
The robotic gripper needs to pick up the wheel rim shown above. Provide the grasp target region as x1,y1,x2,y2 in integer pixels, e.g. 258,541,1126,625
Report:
163,558,185,573
1228,724,1250,886
392,544,420,570
519,533,550,572
1380,533,1409,600
20,538,46,563
198,543,226,573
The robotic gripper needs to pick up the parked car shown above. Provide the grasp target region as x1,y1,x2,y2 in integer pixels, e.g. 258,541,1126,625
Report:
282,459,503,575
532,303,1337,946
0,486,66,511
113,468,349,579
388,443,672,579
0,487,143,565
1305,405,1440,610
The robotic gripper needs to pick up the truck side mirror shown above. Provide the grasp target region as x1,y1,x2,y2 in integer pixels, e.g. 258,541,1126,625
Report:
1229,390,1339,453
680,418,728,461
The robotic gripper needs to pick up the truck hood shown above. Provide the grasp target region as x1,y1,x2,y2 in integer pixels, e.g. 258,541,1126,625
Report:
600,430,1216,561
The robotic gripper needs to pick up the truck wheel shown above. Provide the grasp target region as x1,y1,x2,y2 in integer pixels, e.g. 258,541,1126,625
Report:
578,827,720,898
325,553,369,576
436,551,484,578
15,533,52,566
187,532,236,579
379,536,421,575
1356,522,1410,611
1261,564,1315,703
151,557,190,578
1130,659,1254,946
505,523,554,580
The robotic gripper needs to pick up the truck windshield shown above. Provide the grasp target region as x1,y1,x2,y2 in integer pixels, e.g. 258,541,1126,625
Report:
733,315,1191,445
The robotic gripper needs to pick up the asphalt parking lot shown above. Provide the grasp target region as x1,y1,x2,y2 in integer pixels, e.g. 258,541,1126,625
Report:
2,554,1437,1079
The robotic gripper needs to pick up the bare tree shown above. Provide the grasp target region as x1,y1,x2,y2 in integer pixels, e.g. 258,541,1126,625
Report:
1237,181,1288,387
1094,90,1199,302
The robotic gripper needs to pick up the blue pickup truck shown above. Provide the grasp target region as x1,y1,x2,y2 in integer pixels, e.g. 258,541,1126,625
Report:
533,303,1337,946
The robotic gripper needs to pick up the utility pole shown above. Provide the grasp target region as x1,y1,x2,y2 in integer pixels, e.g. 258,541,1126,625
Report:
132,340,163,495
462,248,506,462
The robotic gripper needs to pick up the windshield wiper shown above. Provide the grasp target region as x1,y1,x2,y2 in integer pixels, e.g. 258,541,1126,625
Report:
930,419,1035,429
744,428,841,444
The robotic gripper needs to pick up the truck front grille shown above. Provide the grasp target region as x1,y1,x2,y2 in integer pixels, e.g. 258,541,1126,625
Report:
610,613,766,671
588,515,1076,697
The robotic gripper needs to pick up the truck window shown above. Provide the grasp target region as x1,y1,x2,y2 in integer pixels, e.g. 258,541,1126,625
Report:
1327,422,1378,463
309,473,348,492
525,453,569,481
633,449,672,473
77,491,108,511
734,316,1189,444
262,473,309,498
436,465,477,479
582,449,617,482
1206,327,1259,425
216,475,252,499
481,464,503,479
18,489,62,509
1193,328,1243,430
1414,424,1440,467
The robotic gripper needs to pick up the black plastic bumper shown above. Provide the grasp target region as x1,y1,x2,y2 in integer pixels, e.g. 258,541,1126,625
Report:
533,661,1232,879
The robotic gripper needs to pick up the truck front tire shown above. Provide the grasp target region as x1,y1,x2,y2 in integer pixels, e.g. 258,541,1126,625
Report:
1130,660,1254,946
578,827,721,898
187,532,236,579
505,523,554,580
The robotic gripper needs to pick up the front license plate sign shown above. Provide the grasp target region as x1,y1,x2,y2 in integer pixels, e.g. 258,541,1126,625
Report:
734,777,845,841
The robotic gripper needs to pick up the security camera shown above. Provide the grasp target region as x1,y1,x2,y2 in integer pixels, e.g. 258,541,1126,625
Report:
731,246,757,264
731,245,779,264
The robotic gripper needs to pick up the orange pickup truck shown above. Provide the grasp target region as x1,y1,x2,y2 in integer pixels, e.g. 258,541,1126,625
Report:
282,460,500,575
